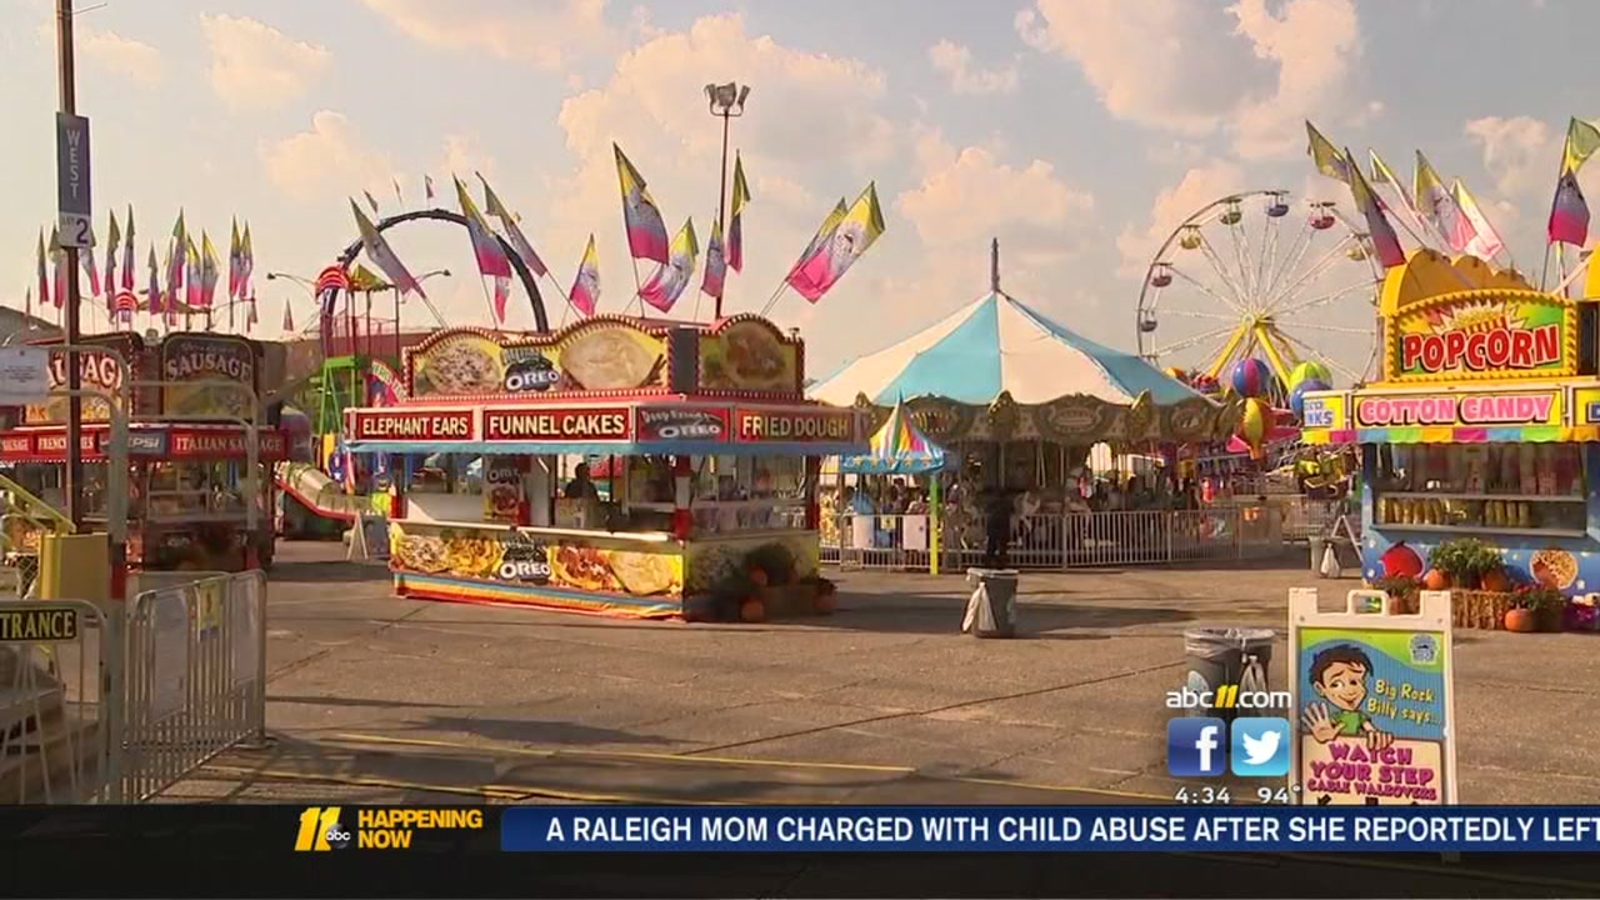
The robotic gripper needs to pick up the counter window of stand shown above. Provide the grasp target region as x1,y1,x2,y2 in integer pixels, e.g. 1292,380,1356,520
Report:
690,455,808,536
1372,443,1587,534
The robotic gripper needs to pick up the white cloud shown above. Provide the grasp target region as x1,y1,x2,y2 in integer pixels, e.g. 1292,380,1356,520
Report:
201,14,331,110
1017,0,1366,159
928,40,1019,96
77,26,165,87
359,0,615,70
898,143,1094,251
1464,116,1557,198
1116,159,1247,274
260,111,396,202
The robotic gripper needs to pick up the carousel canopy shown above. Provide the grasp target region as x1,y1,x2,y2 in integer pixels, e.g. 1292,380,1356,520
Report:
840,398,947,475
810,292,1204,408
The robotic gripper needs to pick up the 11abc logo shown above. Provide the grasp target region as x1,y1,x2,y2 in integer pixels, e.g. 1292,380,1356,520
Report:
295,807,352,851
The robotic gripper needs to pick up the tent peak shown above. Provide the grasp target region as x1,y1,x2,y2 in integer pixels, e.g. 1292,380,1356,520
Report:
990,237,1000,293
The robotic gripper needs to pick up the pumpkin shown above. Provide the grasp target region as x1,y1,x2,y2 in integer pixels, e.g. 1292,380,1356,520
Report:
1422,569,1450,591
740,599,765,623
814,593,837,615
1505,608,1537,633
748,568,770,588
1481,568,1512,594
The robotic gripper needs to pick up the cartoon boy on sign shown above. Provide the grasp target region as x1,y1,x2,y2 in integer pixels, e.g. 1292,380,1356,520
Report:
1302,644,1394,751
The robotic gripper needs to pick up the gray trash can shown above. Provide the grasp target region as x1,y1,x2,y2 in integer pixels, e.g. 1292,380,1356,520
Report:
1181,627,1276,721
963,568,1019,638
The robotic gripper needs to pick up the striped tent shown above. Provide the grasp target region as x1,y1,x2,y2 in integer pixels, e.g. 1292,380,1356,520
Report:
841,397,946,474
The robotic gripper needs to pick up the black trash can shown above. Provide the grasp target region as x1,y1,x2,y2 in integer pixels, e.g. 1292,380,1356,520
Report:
963,568,1019,638
1181,627,1276,721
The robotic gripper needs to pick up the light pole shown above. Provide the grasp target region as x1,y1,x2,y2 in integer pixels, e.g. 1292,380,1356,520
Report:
705,81,750,320
56,0,85,527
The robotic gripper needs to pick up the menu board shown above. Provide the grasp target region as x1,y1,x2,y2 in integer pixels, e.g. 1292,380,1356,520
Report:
161,334,260,420
698,318,800,393
408,322,669,399
22,335,140,425
389,522,684,599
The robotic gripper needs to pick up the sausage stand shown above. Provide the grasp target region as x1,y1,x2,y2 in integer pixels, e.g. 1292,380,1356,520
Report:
343,314,868,619
0,332,307,571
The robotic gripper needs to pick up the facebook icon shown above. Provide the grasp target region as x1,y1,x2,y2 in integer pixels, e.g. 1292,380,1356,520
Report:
1167,717,1227,777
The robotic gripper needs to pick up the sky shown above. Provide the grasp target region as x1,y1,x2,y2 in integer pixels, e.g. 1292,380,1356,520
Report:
0,0,1590,381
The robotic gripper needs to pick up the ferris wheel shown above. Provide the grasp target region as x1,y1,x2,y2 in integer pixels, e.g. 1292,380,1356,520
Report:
1135,190,1383,389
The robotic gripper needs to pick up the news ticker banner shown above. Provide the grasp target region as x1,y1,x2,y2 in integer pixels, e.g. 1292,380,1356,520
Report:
499,807,1600,854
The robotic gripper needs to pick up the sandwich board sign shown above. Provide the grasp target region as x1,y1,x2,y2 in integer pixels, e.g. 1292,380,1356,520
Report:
1288,587,1457,806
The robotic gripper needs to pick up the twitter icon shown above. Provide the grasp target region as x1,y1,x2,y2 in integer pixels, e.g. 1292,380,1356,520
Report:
1230,718,1291,777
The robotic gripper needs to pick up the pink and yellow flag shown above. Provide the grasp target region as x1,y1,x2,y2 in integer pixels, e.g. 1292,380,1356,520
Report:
455,177,512,279
638,218,698,313
701,219,727,301
1549,170,1589,246
1345,147,1407,269
1452,179,1506,260
614,144,670,263
787,184,884,303
1306,122,1350,183
146,245,163,316
569,235,600,317
200,232,221,308
480,175,548,277
352,200,426,298
1414,151,1478,254
36,229,50,310
120,206,136,292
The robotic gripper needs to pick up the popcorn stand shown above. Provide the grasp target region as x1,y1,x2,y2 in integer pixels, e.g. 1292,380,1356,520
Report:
1301,251,1600,604
342,315,868,619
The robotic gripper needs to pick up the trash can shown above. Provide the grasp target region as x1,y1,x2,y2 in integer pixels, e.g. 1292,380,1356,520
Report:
1307,535,1326,573
963,568,1019,638
1181,627,1276,721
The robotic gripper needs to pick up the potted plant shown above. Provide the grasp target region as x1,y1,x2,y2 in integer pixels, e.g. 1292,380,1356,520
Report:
1373,575,1420,614
1428,538,1503,590
1507,585,1564,633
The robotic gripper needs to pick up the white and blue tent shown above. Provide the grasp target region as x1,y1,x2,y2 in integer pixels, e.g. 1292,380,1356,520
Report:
810,291,1205,409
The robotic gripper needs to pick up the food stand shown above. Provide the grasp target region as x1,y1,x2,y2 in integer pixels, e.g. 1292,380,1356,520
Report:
0,332,304,571
1300,250,1600,595
343,315,868,619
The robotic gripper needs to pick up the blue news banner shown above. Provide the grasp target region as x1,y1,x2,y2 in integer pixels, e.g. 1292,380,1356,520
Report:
501,806,1600,854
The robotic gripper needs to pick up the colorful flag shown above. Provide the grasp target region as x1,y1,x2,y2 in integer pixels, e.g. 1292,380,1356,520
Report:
638,218,698,312
246,297,258,331
364,190,380,216
479,174,548,276
701,219,727,301
727,153,750,272
349,264,389,292
1345,147,1407,269
228,219,243,300
239,223,254,298
281,298,294,333
121,206,136,291
790,199,849,278
186,236,202,309
113,288,137,323
1368,150,1429,235
455,177,512,278
50,227,65,310
1413,151,1478,254
24,287,32,321
167,211,187,300
614,144,670,263
104,210,121,301
1548,170,1590,246
1561,118,1600,176
1452,179,1506,261
147,245,164,315
36,229,50,310
425,175,435,202
787,184,886,302
201,232,221,308
1306,122,1351,183
352,201,425,297
569,235,600,317
80,223,101,297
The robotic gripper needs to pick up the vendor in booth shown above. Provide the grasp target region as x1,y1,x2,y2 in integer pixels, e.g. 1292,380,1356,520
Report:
565,463,601,500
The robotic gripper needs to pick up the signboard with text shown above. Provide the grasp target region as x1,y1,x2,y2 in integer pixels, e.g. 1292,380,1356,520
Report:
348,409,476,442
160,334,260,420
1387,291,1576,383
56,113,92,248
482,407,633,443
22,340,132,425
634,406,730,442
733,407,856,443
1353,390,1563,429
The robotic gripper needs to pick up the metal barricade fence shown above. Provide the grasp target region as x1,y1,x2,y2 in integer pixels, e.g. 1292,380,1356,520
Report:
121,570,268,802
1278,496,1346,542
822,506,1284,571
0,599,119,804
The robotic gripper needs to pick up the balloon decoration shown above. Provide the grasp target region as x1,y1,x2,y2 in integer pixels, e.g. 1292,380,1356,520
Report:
1288,360,1332,391
1289,377,1332,421
1230,358,1272,398
1238,397,1270,459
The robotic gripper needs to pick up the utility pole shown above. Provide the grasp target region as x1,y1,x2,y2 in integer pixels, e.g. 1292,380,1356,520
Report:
56,0,84,528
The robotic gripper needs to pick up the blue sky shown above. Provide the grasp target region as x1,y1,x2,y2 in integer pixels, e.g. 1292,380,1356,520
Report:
0,0,1589,379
